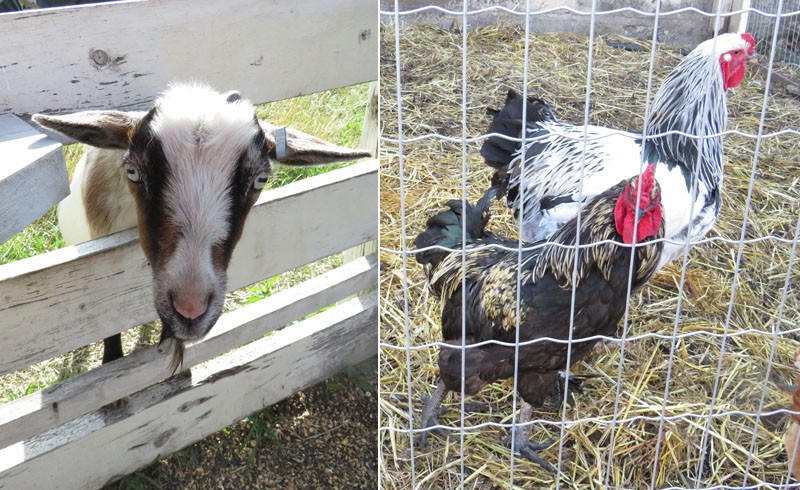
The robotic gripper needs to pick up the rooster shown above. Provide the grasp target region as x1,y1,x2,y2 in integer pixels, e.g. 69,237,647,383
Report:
480,33,755,271
414,164,664,471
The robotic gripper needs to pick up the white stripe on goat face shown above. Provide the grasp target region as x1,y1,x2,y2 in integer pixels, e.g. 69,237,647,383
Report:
144,85,267,340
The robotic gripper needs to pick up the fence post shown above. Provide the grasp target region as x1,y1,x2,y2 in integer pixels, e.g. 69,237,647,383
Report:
343,80,379,263
727,0,751,33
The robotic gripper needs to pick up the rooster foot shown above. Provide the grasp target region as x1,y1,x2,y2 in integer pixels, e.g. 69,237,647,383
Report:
420,394,448,418
417,381,449,447
506,399,557,472
504,434,556,473
416,415,449,447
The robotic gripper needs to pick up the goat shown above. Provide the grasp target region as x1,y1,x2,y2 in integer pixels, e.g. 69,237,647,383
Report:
33,83,371,372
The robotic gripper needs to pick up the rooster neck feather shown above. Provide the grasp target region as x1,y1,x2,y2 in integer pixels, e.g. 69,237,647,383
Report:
643,43,728,193
529,183,662,289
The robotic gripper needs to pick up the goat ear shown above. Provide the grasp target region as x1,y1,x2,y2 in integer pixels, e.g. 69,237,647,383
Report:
258,121,372,166
31,111,143,150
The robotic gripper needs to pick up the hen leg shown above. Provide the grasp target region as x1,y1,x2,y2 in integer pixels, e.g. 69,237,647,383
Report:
417,380,448,447
506,399,556,473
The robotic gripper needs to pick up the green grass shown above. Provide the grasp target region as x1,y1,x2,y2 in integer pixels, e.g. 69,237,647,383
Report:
0,83,371,403
0,208,64,265
257,84,369,188
343,362,376,394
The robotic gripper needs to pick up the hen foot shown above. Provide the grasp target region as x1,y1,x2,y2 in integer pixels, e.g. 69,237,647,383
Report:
417,380,448,447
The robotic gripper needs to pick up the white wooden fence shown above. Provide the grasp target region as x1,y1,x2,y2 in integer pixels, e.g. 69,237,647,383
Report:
0,0,378,488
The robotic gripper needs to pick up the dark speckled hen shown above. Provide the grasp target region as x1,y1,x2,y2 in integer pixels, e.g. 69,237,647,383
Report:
414,164,664,471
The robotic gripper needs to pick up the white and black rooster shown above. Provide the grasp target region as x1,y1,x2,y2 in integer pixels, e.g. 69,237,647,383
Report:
481,33,755,270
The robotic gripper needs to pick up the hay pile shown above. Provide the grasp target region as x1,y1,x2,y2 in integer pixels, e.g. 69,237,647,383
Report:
379,24,800,489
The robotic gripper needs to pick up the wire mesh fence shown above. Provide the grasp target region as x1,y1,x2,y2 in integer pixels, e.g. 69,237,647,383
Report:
749,0,800,64
379,1,800,489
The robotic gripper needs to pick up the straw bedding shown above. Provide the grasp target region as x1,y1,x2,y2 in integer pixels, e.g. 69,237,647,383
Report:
379,23,800,489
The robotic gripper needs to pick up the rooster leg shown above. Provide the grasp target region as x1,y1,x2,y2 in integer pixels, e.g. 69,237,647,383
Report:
417,380,449,447
507,399,556,473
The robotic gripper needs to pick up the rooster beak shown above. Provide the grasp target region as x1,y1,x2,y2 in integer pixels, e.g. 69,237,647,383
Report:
748,53,758,64
636,208,646,220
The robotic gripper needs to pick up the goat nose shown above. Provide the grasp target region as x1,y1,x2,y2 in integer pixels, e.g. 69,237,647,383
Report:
173,294,208,320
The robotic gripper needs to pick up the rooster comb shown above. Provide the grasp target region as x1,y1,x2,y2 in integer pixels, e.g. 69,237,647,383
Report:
637,164,657,193
741,33,756,53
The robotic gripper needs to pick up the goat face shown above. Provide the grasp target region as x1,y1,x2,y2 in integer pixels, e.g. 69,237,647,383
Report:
33,82,371,368
124,86,268,342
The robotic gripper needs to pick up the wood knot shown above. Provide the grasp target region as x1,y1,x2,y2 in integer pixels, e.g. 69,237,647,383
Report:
90,49,109,67
359,28,371,43
89,49,126,71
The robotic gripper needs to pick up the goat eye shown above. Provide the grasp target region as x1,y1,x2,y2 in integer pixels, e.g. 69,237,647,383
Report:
125,164,141,183
253,172,270,190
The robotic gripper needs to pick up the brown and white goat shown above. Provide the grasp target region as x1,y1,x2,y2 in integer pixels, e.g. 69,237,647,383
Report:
33,83,370,371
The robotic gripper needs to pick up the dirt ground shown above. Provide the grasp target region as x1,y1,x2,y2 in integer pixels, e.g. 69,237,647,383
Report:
103,361,377,490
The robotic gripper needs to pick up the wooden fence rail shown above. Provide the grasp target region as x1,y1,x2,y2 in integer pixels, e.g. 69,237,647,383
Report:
0,161,377,376
0,160,378,488
0,1,377,487
0,293,377,489
0,0,378,490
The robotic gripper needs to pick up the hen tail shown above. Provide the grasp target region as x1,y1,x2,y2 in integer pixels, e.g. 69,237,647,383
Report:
414,187,497,270
481,89,556,197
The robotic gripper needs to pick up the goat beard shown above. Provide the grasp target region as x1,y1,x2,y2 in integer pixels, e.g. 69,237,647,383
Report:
158,326,186,376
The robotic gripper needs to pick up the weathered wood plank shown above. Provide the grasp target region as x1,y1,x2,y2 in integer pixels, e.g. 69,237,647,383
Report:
0,293,378,489
727,0,750,33
0,0,377,116
0,160,378,376
0,254,377,449
0,115,68,243
342,81,379,263
359,81,380,156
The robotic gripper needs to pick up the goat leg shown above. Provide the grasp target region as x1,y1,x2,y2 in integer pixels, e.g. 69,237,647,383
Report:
102,334,124,364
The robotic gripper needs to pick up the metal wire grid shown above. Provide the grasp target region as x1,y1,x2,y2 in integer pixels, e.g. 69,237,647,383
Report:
749,0,800,65
379,2,800,488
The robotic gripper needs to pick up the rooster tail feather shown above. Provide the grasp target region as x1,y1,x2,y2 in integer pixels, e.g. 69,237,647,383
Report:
480,89,555,197
414,187,498,269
